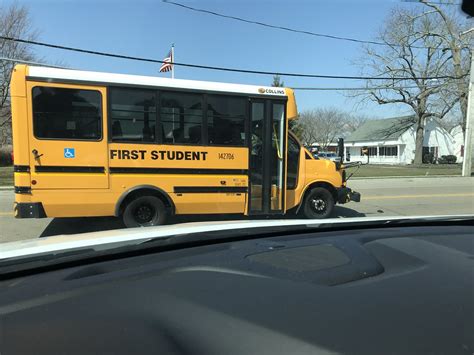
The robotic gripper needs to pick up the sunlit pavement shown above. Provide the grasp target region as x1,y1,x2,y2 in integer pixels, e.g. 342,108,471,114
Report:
1,176,473,244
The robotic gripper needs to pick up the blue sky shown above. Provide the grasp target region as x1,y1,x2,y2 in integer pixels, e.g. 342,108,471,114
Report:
6,0,471,117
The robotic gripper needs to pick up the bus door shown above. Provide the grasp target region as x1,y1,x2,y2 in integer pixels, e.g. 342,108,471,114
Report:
27,83,109,189
249,100,286,215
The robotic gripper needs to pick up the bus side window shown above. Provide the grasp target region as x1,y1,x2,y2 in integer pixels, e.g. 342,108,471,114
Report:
32,87,102,140
207,95,246,146
160,92,203,145
109,87,156,143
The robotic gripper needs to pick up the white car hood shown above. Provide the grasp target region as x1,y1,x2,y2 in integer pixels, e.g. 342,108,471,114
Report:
0,215,471,261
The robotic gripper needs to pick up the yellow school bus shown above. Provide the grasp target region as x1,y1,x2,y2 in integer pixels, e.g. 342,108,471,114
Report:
10,64,360,227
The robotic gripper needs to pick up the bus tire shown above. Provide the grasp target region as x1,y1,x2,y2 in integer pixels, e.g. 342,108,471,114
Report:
302,187,334,219
122,195,166,228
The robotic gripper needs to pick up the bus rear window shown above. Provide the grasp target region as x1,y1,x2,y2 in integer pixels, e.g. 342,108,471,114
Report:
32,87,102,140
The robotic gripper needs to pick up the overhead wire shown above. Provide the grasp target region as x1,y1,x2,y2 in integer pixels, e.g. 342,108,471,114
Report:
0,57,445,92
0,36,466,81
162,0,453,50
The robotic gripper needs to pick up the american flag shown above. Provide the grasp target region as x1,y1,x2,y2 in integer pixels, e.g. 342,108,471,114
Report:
159,49,173,73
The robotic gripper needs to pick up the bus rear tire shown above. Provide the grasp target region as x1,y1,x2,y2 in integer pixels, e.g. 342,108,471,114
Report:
122,195,166,228
302,187,334,219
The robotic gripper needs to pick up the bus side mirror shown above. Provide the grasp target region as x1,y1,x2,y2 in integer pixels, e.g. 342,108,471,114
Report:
362,147,368,156
337,138,344,161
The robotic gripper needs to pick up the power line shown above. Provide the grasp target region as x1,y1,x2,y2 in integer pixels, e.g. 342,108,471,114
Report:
0,36,466,81
0,57,426,90
0,57,430,91
162,0,440,49
162,0,389,47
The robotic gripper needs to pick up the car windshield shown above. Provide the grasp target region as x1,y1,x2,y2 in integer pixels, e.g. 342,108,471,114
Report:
0,0,473,260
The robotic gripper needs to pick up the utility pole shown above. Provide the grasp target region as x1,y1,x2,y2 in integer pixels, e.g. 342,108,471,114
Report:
461,29,473,177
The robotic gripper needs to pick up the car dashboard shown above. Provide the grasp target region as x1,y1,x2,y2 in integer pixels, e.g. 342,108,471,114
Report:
1,223,473,355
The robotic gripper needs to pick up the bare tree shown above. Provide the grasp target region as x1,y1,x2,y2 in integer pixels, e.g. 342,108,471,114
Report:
295,108,347,150
355,7,463,164
0,3,38,145
419,0,472,137
436,113,462,132
344,113,370,133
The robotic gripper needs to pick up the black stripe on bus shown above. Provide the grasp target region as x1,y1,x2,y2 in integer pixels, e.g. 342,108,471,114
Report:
174,186,248,194
109,167,248,175
14,186,32,194
35,166,105,173
14,165,30,172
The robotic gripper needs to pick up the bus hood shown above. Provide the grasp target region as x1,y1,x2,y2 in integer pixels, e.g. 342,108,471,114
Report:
1,215,472,262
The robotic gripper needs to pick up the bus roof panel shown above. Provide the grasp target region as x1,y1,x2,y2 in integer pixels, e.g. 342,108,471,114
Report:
27,66,288,97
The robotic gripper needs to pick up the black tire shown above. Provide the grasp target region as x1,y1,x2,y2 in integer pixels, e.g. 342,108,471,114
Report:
122,195,166,228
302,187,335,219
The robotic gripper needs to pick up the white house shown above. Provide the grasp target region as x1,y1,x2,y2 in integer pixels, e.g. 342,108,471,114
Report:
450,125,464,163
345,116,456,165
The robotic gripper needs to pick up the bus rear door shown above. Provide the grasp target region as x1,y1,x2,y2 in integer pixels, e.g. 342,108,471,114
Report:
27,83,109,189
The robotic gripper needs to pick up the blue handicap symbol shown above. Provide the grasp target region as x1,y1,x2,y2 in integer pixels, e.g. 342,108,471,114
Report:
64,148,75,158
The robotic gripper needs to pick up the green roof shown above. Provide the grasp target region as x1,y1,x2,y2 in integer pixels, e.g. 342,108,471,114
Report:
346,116,415,142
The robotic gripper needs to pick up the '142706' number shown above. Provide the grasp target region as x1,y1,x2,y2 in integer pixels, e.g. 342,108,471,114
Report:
218,153,234,160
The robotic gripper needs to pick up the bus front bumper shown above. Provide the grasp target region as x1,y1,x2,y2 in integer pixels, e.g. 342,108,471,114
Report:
337,187,361,204
14,202,47,219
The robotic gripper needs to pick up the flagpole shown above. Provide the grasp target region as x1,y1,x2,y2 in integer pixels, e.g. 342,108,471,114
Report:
171,43,175,79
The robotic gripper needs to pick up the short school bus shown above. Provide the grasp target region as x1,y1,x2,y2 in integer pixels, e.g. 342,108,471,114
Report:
11,65,360,227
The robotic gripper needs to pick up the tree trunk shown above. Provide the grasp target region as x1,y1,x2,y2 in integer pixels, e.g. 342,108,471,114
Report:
414,123,425,165
452,47,469,137
459,94,468,136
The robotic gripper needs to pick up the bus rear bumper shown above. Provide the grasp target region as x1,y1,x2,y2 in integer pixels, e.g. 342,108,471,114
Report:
14,202,47,219
337,187,361,204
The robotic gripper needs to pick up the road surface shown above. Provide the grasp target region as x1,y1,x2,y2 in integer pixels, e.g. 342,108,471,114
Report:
1,176,473,243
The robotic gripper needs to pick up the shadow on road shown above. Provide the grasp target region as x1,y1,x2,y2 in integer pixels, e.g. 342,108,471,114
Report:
40,217,125,237
39,206,366,237
333,206,366,218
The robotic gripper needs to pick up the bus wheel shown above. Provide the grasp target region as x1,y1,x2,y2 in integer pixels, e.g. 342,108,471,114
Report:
122,196,166,228
302,187,334,219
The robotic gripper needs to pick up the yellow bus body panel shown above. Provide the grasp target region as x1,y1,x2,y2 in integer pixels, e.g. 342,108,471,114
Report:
11,64,348,220
26,81,110,190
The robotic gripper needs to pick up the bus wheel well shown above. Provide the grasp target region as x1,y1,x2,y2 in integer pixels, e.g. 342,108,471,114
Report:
299,182,338,212
116,186,175,217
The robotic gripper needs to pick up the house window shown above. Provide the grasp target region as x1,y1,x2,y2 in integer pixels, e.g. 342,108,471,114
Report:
361,147,378,156
379,146,398,156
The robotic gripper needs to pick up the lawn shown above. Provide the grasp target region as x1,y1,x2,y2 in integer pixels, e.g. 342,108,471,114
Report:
0,166,13,186
348,163,463,178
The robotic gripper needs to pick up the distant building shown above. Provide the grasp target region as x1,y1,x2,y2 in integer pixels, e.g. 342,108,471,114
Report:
308,142,338,153
345,116,455,165
450,125,464,163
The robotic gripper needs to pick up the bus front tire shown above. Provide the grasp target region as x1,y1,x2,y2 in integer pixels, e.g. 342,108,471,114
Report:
302,187,335,219
122,196,166,228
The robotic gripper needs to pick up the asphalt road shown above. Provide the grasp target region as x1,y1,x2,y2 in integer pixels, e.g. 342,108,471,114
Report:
1,176,473,243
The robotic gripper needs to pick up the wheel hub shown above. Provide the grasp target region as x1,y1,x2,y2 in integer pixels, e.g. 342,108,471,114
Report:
134,204,154,223
311,198,326,212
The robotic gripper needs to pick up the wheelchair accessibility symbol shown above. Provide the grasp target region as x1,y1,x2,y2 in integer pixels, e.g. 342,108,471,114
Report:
64,148,75,158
